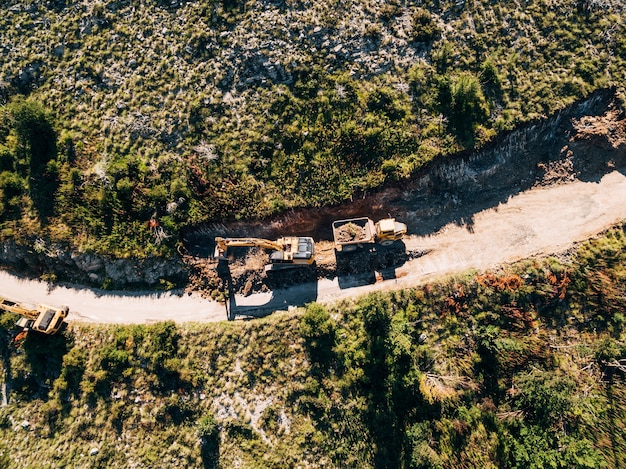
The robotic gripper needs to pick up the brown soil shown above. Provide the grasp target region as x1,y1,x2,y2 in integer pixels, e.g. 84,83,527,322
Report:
334,222,368,243
181,88,626,300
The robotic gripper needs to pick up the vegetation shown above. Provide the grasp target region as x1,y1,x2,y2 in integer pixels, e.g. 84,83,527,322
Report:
0,1,624,464
0,225,624,468
0,0,624,257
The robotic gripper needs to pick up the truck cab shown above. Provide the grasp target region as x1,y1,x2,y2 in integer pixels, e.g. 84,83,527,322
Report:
375,218,407,245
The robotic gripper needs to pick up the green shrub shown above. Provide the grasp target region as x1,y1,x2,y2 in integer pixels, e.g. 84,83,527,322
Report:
198,413,220,441
99,345,130,376
480,59,501,90
56,346,86,398
300,303,336,373
0,408,10,430
0,145,14,172
513,370,576,427
412,8,440,43
6,97,57,179
0,171,25,216
147,321,179,360
437,72,489,145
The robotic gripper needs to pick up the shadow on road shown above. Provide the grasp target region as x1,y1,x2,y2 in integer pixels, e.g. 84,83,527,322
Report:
336,241,407,290
218,260,318,321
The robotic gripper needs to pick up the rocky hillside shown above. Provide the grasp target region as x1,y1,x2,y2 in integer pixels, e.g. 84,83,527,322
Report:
0,0,624,272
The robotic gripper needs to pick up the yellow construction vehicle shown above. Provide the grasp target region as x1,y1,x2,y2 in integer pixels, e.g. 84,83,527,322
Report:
0,297,68,335
214,236,315,270
332,217,407,252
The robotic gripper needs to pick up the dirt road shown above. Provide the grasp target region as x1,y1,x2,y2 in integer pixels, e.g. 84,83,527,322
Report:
1,168,626,324
2,93,625,323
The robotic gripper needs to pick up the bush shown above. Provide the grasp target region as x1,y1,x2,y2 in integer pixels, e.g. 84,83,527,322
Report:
412,8,440,42
513,370,576,427
6,97,57,179
99,345,130,376
366,86,408,121
300,303,336,373
437,72,489,144
197,413,220,441
0,171,25,211
0,146,13,172
146,321,179,367
197,414,220,469
480,59,501,90
55,347,86,398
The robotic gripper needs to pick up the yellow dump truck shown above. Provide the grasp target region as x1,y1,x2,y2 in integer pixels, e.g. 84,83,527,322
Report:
332,217,407,252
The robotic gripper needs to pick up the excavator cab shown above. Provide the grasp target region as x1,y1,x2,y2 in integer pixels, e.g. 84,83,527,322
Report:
15,304,68,335
267,236,315,270
35,306,69,334
1,297,68,335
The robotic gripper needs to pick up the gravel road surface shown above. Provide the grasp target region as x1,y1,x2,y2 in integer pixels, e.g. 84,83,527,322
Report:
2,169,626,324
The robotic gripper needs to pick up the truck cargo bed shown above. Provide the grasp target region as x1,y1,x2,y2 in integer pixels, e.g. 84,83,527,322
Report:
332,217,376,250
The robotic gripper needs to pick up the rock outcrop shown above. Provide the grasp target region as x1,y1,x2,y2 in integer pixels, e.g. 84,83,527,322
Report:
0,240,187,288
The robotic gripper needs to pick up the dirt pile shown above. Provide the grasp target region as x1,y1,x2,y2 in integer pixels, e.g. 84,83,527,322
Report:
335,222,368,243
572,109,626,151
183,256,223,299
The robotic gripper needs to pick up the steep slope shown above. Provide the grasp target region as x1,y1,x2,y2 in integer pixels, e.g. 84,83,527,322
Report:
0,0,624,267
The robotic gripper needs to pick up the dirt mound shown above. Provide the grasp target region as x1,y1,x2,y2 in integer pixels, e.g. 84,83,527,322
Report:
335,222,368,243
572,109,626,150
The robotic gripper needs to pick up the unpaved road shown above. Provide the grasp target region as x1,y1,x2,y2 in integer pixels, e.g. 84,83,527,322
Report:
2,169,626,324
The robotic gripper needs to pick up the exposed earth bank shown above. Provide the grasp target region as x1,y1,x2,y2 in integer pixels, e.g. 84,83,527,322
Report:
0,88,625,323
183,87,626,298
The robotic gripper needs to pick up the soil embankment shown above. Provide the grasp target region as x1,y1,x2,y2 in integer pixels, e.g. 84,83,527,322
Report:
183,87,626,298
184,88,624,245
1,88,625,322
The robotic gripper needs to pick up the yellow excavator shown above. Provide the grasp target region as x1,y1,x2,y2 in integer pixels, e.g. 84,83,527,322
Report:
214,236,315,270
0,297,68,335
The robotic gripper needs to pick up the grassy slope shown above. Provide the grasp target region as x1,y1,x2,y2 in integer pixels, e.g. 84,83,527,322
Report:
0,0,624,257
0,225,624,468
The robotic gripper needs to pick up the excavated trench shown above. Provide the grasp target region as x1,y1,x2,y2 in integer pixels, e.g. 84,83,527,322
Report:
184,87,625,246
0,88,623,293
182,87,626,296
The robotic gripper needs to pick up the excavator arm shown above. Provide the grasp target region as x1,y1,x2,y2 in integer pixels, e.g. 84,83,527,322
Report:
214,236,315,268
214,237,285,257
0,297,32,317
